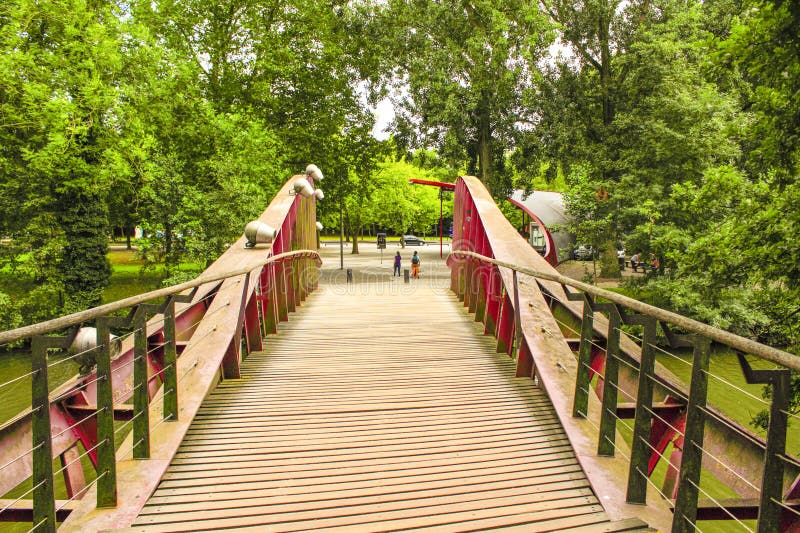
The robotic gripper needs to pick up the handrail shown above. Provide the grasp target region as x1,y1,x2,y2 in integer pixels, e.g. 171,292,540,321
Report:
0,249,321,346
450,250,800,373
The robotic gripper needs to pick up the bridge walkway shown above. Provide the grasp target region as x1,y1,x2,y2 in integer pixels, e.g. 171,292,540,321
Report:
125,250,650,532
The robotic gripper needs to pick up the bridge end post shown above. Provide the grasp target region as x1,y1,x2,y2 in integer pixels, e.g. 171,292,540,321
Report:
95,317,119,508
671,335,711,533
625,314,658,505
567,289,594,419
596,303,623,457
31,336,57,532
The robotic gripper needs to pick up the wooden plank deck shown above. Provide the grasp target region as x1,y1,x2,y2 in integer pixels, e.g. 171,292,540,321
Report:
127,269,647,532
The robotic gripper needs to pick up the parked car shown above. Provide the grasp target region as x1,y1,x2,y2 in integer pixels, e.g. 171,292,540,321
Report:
573,244,596,260
403,235,426,246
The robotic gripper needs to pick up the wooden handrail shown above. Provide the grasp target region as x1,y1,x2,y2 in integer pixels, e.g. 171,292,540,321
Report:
449,250,800,373
0,249,321,346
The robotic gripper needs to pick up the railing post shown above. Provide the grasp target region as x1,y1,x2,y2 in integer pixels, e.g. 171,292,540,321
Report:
512,270,522,357
737,353,792,532
596,303,623,456
95,317,119,507
31,336,56,532
672,335,711,533
475,264,487,323
567,289,594,418
626,314,658,504
162,299,178,422
133,305,159,459
758,369,791,532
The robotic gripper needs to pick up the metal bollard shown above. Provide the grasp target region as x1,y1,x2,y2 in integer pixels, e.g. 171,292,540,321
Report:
404,269,409,283
346,268,353,283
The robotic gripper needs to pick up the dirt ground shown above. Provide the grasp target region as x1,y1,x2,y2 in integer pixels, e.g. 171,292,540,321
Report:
555,259,646,288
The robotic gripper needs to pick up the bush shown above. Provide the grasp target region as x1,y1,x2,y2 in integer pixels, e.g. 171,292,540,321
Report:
0,291,23,334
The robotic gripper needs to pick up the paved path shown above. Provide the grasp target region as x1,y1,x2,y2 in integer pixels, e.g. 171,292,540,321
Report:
126,249,649,532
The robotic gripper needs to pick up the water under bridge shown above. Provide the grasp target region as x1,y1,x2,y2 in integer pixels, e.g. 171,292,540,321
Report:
0,174,798,532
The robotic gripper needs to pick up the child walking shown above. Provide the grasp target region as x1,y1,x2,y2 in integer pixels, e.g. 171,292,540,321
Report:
393,251,402,277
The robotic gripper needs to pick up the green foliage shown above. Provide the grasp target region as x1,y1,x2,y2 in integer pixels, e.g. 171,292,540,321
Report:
58,186,112,311
369,160,452,236
0,292,22,333
382,0,553,196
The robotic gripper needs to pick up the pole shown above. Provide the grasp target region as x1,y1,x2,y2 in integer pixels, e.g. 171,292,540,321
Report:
339,204,344,270
439,188,444,259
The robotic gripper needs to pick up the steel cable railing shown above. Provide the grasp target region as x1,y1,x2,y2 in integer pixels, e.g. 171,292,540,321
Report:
0,247,320,530
451,248,799,533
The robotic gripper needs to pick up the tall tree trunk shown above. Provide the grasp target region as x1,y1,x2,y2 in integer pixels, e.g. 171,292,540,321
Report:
351,232,359,254
599,10,614,130
478,109,491,186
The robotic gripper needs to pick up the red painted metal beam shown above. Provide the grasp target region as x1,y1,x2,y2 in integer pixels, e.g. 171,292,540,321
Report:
506,197,559,266
408,178,456,190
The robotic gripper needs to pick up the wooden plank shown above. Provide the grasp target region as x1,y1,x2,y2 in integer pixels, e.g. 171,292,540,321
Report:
155,454,581,491
154,461,586,496
137,486,598,524
143,477,591,515
163,442,575,476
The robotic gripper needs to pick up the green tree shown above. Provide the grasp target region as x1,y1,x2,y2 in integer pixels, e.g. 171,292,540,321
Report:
1,0,129,317
382,0,552,196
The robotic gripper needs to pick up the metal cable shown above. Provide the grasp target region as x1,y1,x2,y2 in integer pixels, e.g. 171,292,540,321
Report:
696,406,768,451
686,477,755,531
0,479,48,515
52,408,106,440
781,408,800,425
703,370,770,407
0,368,40,391
603,406,635,433
779,453,800,470
770,497,800,518
641,404,687,439
120,414,175,460
28,517,48,533
113,410,144,436
692,439,762,492
647,341,694,368
645,373,689,402
55,470,108,512
576,406,633,459
49,374,107,404
603,377,637,402
47,344,99,369
110,354,142,375
634,434,681,473
0,443,43,474
634,465,672,502
52,439,107,478
549,315,581,337
606,349,641,374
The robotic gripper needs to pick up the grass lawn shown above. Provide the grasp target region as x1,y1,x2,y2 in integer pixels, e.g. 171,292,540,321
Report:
0,248,202,306
104,249,202,303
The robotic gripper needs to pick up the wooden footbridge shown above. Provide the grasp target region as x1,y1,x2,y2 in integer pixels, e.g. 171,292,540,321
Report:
1,174,799,532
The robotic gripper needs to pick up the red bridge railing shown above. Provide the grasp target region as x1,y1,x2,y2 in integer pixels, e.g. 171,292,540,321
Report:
448,175,800,533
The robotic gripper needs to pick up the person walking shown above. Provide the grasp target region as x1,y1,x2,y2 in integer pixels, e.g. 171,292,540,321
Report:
393,251,402,277
411,251,420,279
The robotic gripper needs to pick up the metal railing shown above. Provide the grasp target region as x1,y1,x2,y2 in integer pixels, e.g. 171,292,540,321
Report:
450,249,800,533
0,250,321,531
447,174,799,533
0,249,321,532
